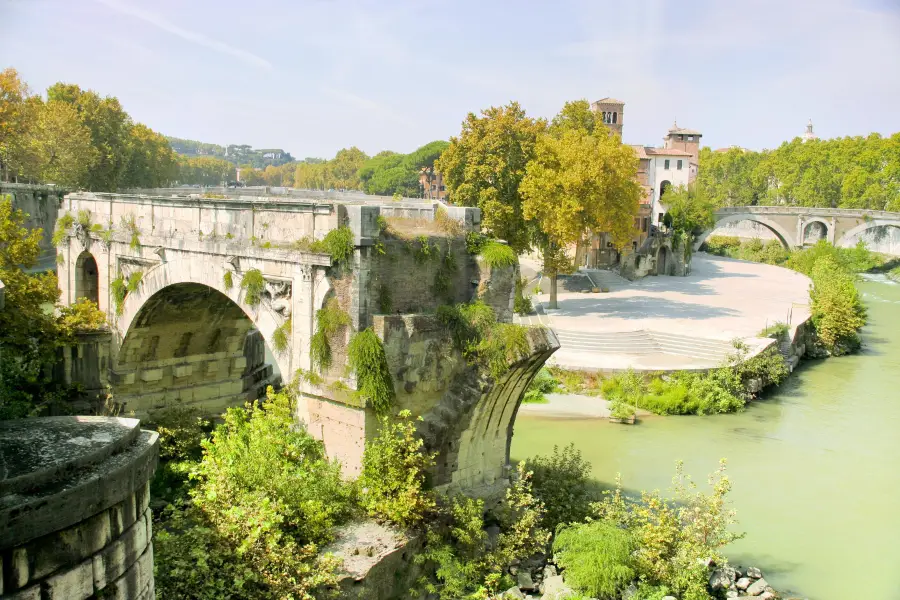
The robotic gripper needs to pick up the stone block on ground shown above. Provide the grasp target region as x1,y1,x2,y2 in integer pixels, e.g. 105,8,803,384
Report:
746,577,769,595
540,575,574,600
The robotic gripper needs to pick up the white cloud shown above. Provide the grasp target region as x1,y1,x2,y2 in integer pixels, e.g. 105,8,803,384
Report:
94,0,273,71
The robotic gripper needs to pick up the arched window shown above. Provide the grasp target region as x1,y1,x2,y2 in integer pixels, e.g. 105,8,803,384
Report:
612,112,618,124
660,180,672,199
74,252,99,304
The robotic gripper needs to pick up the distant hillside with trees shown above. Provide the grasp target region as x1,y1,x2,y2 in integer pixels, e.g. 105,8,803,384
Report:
697,134,900,211
166,136,295,169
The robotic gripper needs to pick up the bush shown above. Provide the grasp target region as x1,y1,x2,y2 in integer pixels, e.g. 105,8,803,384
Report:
319,225,354,269
809,255,867,354
310,297,350,370
479,240,516,268
703,235,741,256
57,298,107,336
110,277,127,315
359,410,436,528
593,460,743,600
146,405,209,461
551,366,602,395
759,321,789,340
553,521,636,600
787,239,880,276
514,276,533,315
527,443,593,530
272,318,291,353
602,368,745,416
438,301,531,379
523,367,557,404
347,328,395,414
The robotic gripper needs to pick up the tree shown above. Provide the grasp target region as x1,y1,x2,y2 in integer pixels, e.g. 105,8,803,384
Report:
329,146,368,190
28,100,97,187
0,197,106,419
238,164,264,186
662,183,716,236
177,156,235,186
0,68,41,182
549,99,602,137
122,123,176,188
437,102,546,253
521,127,640,308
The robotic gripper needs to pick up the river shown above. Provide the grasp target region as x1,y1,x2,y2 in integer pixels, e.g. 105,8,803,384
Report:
511,276,900,600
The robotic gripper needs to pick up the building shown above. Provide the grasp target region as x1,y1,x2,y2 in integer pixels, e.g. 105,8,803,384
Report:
803,119,817,142
419,166,447,201
586,99,702,268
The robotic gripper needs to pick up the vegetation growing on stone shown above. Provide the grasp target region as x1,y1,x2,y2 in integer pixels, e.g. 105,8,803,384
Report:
125,270,143,292
121,213,141,251
759,321,790,340
240,268,265,306
272,317,291,353
432,244,458,300
410,234,437,264
347,328,395,414
376,282,392,313
359,410,436,527
76,209,92,229
320,225,354,268
464,230,487,254
222,269,233,290
57,298,107,334
522,367,557,404
478,240,516,268
110,276,127,315
434,205,463,236
309,297,350,370
437,301,531,379
52,212,74,246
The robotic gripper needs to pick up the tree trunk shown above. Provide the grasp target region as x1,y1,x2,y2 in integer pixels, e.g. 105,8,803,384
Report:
549,273,558,309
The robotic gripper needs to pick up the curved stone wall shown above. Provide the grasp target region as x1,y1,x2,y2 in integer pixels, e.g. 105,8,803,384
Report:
0,417,159,599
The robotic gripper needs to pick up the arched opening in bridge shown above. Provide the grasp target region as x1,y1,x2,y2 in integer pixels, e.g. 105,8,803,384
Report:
112,282,281,416
656,245,673,275
697,216,793,251
840,224,900,255
74,251,99,304
803,221,828,245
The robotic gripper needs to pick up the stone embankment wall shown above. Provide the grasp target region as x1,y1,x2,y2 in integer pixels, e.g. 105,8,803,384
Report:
0,416,159,600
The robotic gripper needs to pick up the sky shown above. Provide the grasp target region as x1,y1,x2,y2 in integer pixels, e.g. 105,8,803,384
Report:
1,0,899,159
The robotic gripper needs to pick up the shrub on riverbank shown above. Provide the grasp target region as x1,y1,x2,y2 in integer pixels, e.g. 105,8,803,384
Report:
529,443,593,530
809,256,867,354
523,367,558,403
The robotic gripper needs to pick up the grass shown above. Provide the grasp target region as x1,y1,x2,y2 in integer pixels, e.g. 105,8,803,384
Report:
759,321,789,340
479,240,516,268
240,269,265,306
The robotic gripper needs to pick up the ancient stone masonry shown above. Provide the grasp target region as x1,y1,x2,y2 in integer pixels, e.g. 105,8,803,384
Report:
0,183,68,272
0,416,159,599
55,189,558,493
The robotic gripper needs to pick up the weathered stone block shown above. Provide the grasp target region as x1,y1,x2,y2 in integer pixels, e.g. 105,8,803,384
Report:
140,368,163,382
173,364,192,378
9,547,29,589
43,558,94,600
31,509,111,580
232,356,248,371
4,584,40,600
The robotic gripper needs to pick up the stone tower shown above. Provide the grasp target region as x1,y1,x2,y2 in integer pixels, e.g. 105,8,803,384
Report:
803,119,818,142
590,97,625,137
663,121,703,181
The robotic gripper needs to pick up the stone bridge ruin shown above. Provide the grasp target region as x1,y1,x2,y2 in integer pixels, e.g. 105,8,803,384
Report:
55,189,558,496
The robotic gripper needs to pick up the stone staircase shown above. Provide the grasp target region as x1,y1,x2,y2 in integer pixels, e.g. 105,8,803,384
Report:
553,329,739,364
582,268,628,291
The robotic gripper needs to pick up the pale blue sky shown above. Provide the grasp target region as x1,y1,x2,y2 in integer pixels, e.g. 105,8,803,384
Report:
2,0,899,158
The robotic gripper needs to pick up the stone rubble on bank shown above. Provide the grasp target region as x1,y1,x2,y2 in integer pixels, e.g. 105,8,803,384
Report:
495,553,802,600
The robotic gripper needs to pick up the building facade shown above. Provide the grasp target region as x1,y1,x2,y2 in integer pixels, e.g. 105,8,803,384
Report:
420,166,447,201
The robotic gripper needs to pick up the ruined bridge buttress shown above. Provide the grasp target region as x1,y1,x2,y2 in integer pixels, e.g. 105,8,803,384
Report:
56,190,558,496
694,206,900,253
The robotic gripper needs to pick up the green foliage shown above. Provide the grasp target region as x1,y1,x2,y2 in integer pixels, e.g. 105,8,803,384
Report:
126,270,143,292
320,225,354,269
527,443,593,530
57,298,107,336
438,301,531,379
549,366,603,395
661,184,716,235
759,321,789,340
222,269,233,290
52,212,74,246
240,268,265,306
593,460,744,600
146,405,209,461
310,297,350,371
523,367,557,404
434,205,464,236
272,318,291,353
514,276,534,315
553,521,636,600
76,209,92,229
359,410,436,527
357,140,449,197
155,387,351,600
110,276,127,315
410,235,437,264
293,146,368,191
416,462,550,599
347,328,395,415
695,134,900,211
809,255,867,354
465,231,487,254
478,240,516,268
602,368,744,416
703,235,742,256
787,239,881,276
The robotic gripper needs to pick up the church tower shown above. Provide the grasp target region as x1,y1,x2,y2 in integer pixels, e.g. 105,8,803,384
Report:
590,97,625,137
803,119,818,142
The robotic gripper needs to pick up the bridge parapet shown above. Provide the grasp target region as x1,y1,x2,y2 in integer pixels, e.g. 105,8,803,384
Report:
715,205,900,220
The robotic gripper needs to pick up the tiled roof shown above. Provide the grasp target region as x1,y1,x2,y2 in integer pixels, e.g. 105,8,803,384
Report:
667,126,702,136
593,97,625,105
630,145,648,159
644,147,693,157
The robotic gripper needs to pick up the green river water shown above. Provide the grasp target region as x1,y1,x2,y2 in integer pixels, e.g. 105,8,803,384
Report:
511,277,900,600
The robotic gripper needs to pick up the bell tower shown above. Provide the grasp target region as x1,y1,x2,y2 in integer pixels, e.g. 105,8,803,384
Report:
590,97,625,137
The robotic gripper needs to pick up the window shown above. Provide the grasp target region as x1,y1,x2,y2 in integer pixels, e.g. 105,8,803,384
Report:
677,160,683,170
612,112,618,124
687,135,694,141
664,159,670,170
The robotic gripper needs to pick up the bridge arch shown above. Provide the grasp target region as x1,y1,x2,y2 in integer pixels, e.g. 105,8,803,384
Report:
694,213,797,251
115,256,291,387
801,218,830,245
836,219,900,250
74,251,99,304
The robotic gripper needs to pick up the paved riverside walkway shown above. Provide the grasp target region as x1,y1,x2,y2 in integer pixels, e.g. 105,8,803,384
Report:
515,253,812,372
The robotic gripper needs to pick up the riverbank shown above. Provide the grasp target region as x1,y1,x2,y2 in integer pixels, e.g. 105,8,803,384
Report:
512,276,900,599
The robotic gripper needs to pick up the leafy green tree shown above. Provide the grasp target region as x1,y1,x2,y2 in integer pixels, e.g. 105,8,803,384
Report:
437,102,546,253
809,255,867,354
177,155,235,185
329,146,368,190
662,183,716,235
0,68,42,182
520,127,640,308
122,123,176,188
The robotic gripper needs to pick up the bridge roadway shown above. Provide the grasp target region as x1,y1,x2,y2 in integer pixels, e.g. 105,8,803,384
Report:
694,205,900,254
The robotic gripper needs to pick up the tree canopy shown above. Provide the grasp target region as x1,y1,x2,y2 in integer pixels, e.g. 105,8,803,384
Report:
696,134,900,211
437,102,547,253
358,140,449,197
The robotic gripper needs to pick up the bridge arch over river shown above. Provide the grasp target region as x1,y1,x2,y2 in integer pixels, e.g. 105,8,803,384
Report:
695,206,900,254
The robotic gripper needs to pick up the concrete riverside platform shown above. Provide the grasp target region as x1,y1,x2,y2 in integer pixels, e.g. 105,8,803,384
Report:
516,253,812,372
